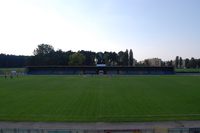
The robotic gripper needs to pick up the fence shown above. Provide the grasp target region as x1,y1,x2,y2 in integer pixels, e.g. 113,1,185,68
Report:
1,128,200,133
26,66,175,75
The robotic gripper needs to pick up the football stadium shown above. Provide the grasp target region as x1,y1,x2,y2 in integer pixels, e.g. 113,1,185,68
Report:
1,67,200,132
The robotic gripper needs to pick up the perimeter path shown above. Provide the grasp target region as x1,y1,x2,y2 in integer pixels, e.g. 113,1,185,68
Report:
0,121,200,129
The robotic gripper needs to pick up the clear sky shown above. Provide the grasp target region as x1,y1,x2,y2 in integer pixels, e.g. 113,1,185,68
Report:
0,0,200,61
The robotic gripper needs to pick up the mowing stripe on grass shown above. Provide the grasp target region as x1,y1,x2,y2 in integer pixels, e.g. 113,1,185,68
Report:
0,75,200,122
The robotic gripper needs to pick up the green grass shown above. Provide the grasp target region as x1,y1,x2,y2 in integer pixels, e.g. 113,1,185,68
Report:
0,75,200,122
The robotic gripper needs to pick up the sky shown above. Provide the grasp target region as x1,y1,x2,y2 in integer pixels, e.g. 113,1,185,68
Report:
0,0,200,61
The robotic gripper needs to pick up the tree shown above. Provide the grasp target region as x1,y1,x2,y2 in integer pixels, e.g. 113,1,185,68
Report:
117,51,124,66
197,59,200,68
124,49,129,66
144,59,150,67
185,58,190,68
79,50,96,66
0,54,28,68
33,44,54,56
175,56,179,69
103,52,110,66
69,52,86,66
110,52,118,66
96,52,104,64
50,50,72,65
65,50,74,65
117,50,129,66
168,60,173,67
161,61,166,67
129,49,133,66
189,57,197,68
179,57,183,68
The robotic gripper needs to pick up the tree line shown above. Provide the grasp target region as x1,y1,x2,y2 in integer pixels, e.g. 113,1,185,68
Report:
0,54,28,68
175,56,200,69
1,44,200,68
0,44,135,67
27,44,135,66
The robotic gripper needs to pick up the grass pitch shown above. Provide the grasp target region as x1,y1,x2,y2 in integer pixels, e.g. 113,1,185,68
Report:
0,75,200,122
